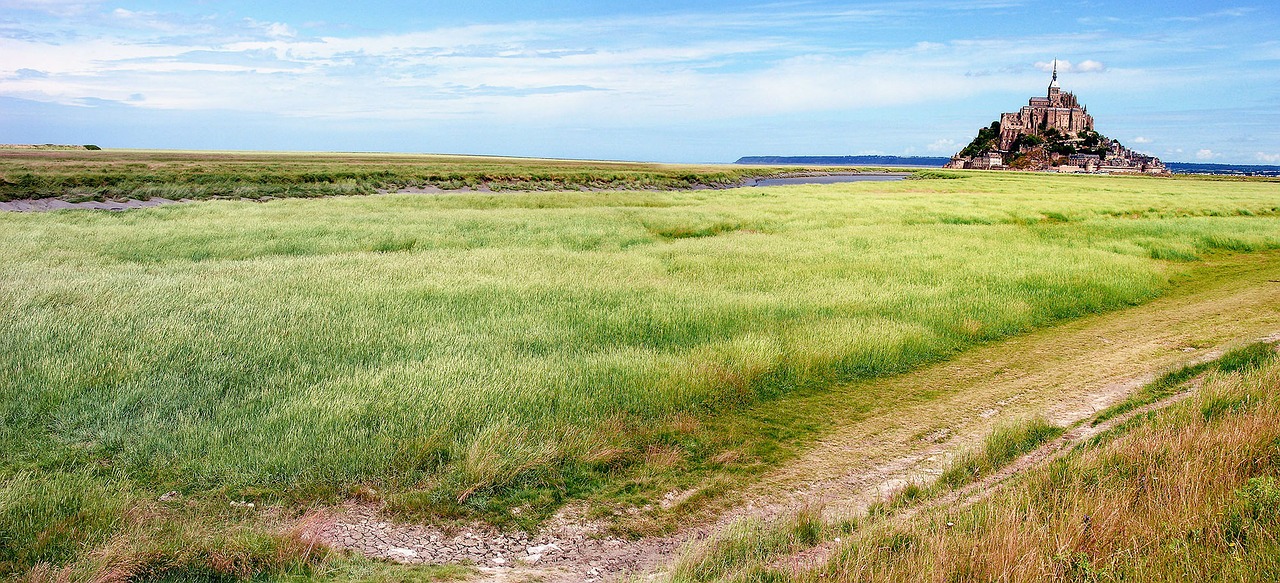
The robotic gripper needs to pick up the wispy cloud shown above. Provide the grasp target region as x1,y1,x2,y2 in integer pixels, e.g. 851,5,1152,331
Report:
0,0,103,16
1034,59,1106,73
1,1,1276,162
926,138,958,152
1162,6,1257,22
0,13,1199,125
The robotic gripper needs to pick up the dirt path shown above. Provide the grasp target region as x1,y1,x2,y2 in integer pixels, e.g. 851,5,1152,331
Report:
765,354,1280,576
737,256,1280,525
314,254,1280,582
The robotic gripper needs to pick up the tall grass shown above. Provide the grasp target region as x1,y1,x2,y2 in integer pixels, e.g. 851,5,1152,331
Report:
2,171,1280,578
812,346,1280,582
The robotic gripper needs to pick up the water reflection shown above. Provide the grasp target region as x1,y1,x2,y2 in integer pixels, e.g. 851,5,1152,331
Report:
748,174,908,187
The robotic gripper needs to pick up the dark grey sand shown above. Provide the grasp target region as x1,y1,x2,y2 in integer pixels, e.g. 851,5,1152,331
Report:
0,197,181,212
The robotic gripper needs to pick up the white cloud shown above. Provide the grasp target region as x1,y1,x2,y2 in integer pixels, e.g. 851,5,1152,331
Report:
1076,59,1106,72
0,9,1253,131
1196,149,1218,160
1257,152,1280,163
1132,136,1152,144
245,19,297,39
0,25,1029,120
926,138,958,152
0,0,101,15
109,8,188,33
1035,59,1106,74
1034,60,1065,73
1163,7,1257,23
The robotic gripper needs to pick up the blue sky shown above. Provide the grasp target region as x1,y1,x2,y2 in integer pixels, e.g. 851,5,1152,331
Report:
2,1,1278,163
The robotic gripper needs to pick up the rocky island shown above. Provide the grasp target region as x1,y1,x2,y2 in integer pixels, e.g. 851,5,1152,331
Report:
946,62,1167,174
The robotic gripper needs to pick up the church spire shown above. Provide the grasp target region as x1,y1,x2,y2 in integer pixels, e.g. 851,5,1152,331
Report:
1048,58,1061,97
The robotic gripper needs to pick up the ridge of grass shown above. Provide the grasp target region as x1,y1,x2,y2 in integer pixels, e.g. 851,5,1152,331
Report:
667,417,1066,583
668,508,852,583
935,417,1062,490
864,418,1064,518
1092,340,1279,426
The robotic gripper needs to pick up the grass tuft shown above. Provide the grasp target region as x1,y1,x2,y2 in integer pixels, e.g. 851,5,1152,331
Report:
669,507,847,582
936,418,1063,490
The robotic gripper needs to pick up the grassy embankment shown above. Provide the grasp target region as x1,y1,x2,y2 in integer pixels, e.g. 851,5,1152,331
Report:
2,168,1280,580
670,342,1280,582
0,149,826,201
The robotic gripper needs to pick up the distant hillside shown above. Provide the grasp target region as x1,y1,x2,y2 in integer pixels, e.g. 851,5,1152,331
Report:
736,155,949,167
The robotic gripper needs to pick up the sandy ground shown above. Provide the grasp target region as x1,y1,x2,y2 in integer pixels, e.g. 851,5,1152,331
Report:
311,255,1280,582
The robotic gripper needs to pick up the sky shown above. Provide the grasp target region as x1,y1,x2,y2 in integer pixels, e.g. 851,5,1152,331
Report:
2,1,1278,164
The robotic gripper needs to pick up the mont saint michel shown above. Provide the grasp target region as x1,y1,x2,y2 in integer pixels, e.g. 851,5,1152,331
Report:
946,62,1167,174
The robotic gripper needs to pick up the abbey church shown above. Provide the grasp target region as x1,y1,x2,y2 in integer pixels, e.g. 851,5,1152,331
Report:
946,62,1166,174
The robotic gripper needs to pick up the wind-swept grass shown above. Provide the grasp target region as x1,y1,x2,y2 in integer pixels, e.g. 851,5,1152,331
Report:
2,169,1280,579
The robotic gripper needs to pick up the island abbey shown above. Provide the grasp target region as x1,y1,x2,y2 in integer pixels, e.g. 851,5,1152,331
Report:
946,62,1166,174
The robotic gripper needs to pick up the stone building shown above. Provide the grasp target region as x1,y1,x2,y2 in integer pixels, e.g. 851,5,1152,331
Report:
997,61,1094,150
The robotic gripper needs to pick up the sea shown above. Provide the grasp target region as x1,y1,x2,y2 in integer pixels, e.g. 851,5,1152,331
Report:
736,156,1280,177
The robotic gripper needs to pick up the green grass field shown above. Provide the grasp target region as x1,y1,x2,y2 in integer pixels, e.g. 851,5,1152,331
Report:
2,165,1280,580
0,149,815,201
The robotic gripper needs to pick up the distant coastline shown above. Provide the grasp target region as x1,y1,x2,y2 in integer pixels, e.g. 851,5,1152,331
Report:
1164,162,1280,177
737,155,1280,177
735,155,951,167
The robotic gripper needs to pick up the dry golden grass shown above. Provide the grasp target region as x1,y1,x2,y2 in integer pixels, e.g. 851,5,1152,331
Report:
665,345,1280,582
817,351,1280,582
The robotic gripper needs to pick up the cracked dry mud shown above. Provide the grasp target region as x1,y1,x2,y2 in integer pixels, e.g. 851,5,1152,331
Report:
0,197,182,212
316,504,686,581
315,262,1280,582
